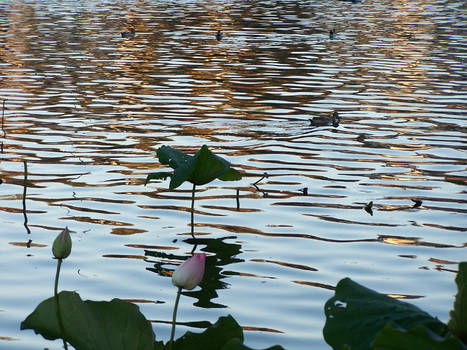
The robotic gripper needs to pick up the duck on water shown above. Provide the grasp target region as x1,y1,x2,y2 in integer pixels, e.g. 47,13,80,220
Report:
309,110,340,127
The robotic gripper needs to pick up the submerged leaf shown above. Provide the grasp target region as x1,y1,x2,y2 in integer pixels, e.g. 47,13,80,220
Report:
448,262,467,344
323,278,447,350
21,291,155,350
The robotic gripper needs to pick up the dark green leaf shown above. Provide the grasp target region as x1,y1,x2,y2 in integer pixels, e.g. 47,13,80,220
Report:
373,322,467,350
218,168,242,181
145,172,173,185
150,145,241,189
323,278,446,350
21,291,155,350
173,315,243,350
156,145,192,169
188,145,231,186
155,146,195,189
221,338,286,350
448,262,467,344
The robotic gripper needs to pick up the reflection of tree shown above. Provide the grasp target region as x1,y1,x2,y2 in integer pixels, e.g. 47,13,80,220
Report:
145,236,243,308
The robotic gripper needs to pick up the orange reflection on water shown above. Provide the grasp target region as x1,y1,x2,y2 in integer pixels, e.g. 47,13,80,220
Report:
292,280,335,291
387,294,424,300
379,236,417,246
102,254,146,260
242,326,284,334
9,241,46,248
250,258,318,272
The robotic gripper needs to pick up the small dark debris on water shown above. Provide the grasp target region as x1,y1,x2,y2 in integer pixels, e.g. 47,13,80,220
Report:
329,29,336,38
364,201,373,216
172,239,177,243
300,187,308,195
121,28,135,38
411,199,423,208
216,30,223,41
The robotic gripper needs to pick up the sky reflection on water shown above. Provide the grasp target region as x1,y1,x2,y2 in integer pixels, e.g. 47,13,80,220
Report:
0,0,466,349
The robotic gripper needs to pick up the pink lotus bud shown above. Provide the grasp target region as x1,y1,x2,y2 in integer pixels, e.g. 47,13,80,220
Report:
172,253,206,290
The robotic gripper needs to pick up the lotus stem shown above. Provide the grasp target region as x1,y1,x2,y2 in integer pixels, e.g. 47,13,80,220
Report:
190,183,196,238
1,99,5,137
169,286,182,350
54,258,63,297
22,160,30,234
54,257,68,350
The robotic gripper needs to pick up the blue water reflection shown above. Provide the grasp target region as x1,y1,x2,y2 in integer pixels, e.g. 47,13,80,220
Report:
0,0,466,349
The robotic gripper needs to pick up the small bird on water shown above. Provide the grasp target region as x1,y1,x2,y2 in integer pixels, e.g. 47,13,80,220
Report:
121,28,135,38
216,30,223,41
309,110,340,127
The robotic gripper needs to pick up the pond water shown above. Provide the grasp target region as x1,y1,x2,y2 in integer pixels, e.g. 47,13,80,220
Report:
0,0,466,349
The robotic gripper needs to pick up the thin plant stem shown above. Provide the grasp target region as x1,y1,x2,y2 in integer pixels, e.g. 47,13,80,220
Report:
168,287,182,350
54,258,63,296
1,99,5,137
54,258,68,350
22,160,30,234
190,183,196,238
252,172,268,186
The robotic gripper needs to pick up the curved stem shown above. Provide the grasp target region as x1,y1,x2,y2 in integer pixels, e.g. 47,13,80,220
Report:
169,287,182,350
190,183,196,238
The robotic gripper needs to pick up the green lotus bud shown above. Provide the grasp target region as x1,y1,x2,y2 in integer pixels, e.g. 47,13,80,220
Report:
52,227,72,259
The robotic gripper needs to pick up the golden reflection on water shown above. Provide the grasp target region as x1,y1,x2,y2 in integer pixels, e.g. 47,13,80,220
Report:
0,0,466,349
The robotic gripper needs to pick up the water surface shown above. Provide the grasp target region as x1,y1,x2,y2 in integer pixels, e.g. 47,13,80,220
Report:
0,0,466,349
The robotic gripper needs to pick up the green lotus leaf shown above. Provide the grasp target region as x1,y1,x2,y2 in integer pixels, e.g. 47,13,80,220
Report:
373,322,467,350
21,291,155,350
221,338,286,350
146,145,241,189
188,145,232,186
172,315,243,350
448,262,467,344
170,315,284,350
323,277,447,350
145,172,173,185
